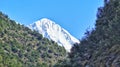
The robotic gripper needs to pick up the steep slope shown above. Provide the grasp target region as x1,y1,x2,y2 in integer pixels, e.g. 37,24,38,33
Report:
0,12,66,67
28,18,80,52
54,0,120,67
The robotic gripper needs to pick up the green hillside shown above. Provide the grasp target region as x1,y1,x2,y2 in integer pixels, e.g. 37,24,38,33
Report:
0,12,66,67
1,0,120,67
55,0,120,67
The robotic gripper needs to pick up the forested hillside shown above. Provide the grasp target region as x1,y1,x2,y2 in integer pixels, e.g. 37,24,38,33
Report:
0,12,66,67
54,0,120,67
1,0,120,67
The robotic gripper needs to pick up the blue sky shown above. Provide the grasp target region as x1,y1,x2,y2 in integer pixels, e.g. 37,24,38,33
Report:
0,0,104,39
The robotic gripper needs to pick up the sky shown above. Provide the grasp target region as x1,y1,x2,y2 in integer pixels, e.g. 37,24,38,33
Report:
0,0,104,39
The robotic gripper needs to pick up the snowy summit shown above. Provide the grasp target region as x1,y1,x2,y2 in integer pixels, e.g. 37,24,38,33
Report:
28,18,80,52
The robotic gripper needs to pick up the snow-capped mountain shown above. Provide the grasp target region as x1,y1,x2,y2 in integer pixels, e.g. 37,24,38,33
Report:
28,18,80,52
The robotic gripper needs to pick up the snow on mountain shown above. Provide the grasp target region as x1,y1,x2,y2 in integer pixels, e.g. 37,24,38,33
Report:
28,18,80,52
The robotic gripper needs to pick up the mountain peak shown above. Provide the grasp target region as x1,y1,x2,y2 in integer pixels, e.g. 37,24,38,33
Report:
38,18,55,24
40,18,51,21
28,18,80,52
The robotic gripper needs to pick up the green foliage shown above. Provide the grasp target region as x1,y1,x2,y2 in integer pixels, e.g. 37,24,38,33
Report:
56,0,120,67
0,12,66,67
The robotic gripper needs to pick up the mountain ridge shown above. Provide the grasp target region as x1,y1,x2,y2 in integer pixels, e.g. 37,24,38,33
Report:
28,18,80,52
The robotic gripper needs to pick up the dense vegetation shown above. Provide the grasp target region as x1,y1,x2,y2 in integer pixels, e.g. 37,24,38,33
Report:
1,0,120,67
55,0,120,67
0,12,66,67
